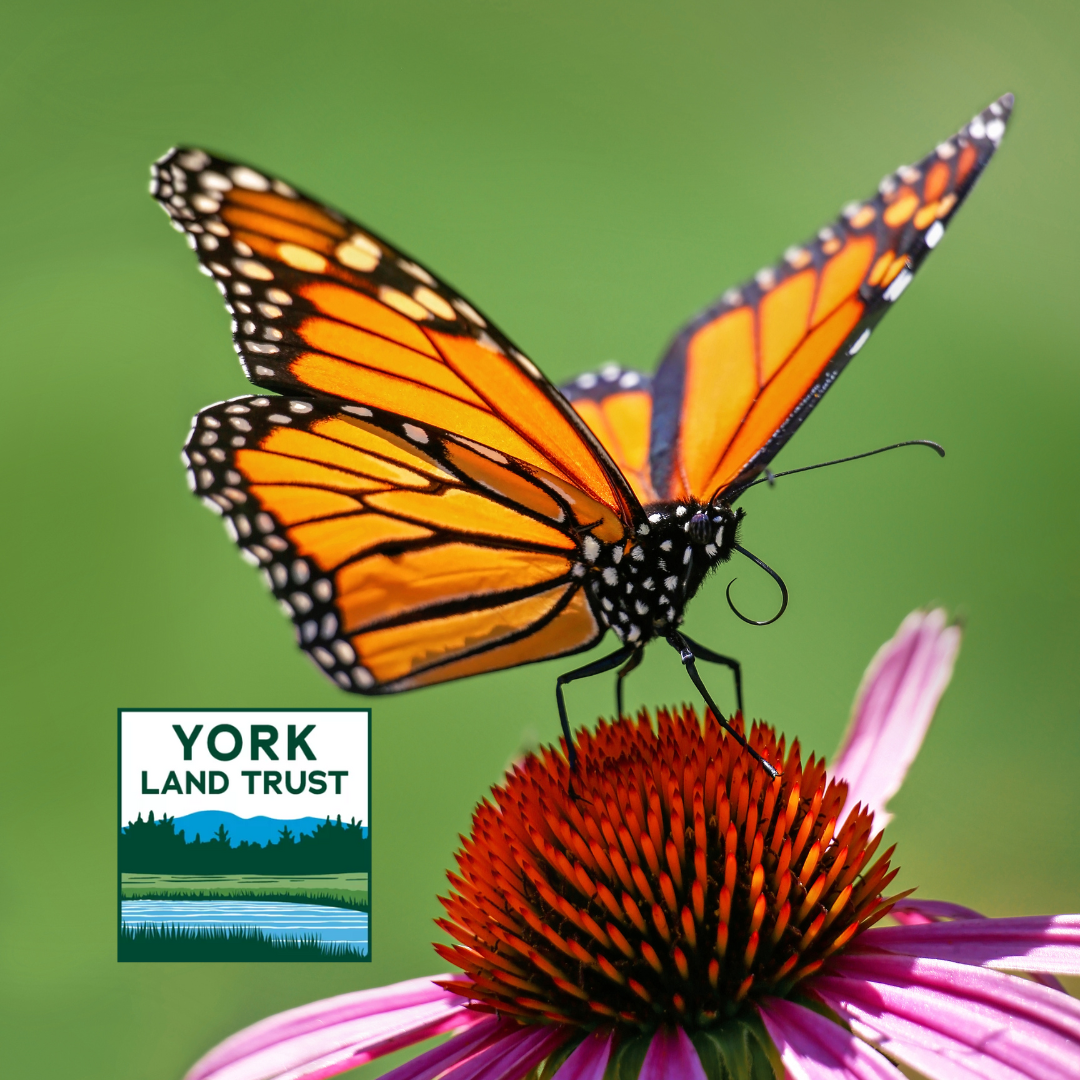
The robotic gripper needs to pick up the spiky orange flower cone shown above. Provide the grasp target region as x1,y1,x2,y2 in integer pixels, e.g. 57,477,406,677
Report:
436,707,900,1028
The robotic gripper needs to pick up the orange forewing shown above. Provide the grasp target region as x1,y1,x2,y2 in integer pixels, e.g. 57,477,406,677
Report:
428,331,628,516
650,98,1009,501
677,308,757,500
225,187,349,236
706,298,864,493
299,282,441,358
155,149,639,531
759,270,816,382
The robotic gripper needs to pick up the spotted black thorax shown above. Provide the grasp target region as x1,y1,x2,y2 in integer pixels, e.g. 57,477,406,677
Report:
583,501,743,645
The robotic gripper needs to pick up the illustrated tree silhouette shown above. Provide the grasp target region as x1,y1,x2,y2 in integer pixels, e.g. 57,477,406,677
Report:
121,813,370,874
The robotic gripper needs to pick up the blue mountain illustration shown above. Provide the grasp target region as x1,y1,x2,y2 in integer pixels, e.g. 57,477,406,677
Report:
169,810,368,847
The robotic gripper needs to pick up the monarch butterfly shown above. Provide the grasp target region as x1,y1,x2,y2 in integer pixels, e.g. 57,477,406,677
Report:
154,95,1010,769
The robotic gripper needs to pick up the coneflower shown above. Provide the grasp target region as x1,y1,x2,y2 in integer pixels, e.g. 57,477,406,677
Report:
435,706,889,1045
184,611,1080,1080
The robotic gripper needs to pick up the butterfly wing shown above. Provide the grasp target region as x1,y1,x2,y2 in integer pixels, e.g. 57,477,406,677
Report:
647,94,1013,503
559,364,658,505
184,394,631,692
152,148,640,527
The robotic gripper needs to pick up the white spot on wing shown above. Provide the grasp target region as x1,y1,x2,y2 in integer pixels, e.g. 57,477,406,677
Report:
849,329,871,355
925,221,945,249
883,269,913,303
515,354,542,379
230,166,270,191
333,640,356,665
452,298,486,326
178,150,210,170
199,171,233,192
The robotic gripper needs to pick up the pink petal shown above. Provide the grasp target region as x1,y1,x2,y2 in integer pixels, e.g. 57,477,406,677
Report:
833,609,961,826
890,899,985,925
836,1019,1028,1080
639,1025,707,1080
861,913,1080,974
828,954,1080,1042
816,988,1050,1080
191,1000,477,1080
186,975,460,1080
389,1021,530,1080
377,1017,513,1080
816,953,1080,1079
454,1024,569,1080
887,900,1068,992
264,1011,484,1080
553,1030,614,1080
758,997,905,1080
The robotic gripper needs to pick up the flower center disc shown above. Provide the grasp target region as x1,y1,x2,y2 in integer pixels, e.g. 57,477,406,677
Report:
437,708,898,1030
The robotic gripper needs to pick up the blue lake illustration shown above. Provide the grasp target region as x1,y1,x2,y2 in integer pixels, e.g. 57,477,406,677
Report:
122,899,369,951
118,809,370,960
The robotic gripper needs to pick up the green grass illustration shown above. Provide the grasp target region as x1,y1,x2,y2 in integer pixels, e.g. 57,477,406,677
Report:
118,924,367,962
120,872,368,910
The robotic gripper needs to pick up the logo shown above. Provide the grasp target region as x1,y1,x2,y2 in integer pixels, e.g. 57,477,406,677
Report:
118,709,371,962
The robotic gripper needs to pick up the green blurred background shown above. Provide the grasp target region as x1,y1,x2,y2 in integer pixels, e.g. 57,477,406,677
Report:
2,1,1077,1076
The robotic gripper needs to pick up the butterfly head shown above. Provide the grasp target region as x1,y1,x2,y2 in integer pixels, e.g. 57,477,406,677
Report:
687,503,739,548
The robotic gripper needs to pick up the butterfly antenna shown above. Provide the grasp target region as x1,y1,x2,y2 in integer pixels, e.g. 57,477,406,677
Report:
732,439,944,498
726,544,789,626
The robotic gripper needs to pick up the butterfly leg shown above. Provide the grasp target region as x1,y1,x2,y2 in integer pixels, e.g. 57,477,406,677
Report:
615,647,645,719
676,632,743,717
666,631,777,779
556,645,637,774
